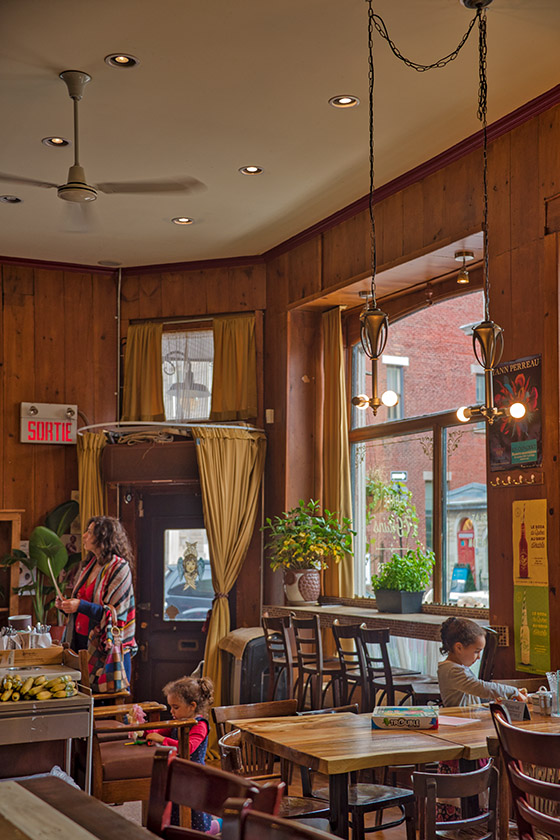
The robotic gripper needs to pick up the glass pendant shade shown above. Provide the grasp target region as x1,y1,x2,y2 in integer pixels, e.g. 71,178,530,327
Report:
472,320,504,370
360,305,389,361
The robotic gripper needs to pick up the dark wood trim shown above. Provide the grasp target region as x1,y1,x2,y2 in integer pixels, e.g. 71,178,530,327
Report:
0,254,116,275
120,254,266,276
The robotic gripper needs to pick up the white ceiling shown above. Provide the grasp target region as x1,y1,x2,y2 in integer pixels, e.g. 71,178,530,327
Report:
1,0,559,269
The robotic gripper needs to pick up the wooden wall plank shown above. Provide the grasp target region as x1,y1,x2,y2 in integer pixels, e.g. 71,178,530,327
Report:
322,213,369,290
92,272,117,424
510,118,541,249
287,239,322,303
488,132,511,259
138,272,162,319
160,271,187,318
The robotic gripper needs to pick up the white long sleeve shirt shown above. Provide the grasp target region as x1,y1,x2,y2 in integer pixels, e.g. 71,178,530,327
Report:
438,659,519,707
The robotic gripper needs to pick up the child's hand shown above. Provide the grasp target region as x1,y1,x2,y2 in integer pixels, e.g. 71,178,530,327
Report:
146,732,165,744
514,690,528,701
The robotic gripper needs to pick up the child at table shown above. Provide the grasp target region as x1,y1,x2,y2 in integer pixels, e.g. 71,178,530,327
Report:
438,616,526,707
147,675,216,833
436,617,526,821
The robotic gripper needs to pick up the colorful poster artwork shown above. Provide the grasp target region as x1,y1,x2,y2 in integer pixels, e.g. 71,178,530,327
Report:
513,585,550,674
489,354,541,471
512,499,548,587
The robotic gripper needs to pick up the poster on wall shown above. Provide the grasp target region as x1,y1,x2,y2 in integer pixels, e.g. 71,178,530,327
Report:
489,354,541,471
512,499,550,673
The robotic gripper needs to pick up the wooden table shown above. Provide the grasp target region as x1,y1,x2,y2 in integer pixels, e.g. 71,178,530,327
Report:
232,712,464,838
0,775,158,839
234,707,560,840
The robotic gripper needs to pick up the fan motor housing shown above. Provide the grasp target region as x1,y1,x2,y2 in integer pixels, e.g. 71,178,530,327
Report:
57,165,97,202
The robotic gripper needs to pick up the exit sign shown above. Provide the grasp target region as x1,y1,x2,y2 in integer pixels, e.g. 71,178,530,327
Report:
20,402,78,444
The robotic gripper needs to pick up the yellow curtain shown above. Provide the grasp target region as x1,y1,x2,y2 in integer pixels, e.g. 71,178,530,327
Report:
322,307,354,598
191,425,266,711
210,314,257,421
121,323,165,421
77,432,107,538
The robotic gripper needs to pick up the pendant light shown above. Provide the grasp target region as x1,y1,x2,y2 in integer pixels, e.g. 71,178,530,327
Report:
351,0,398,416
457,1,525,424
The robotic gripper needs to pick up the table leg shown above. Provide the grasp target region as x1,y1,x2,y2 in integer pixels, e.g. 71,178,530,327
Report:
329,772,349,840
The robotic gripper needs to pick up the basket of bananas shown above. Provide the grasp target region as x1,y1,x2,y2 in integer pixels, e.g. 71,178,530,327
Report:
0,673,78,702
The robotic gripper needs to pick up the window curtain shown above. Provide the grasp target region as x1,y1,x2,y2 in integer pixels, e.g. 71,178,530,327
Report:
191,425,266,714
121,323,166,421
322,307,354,598
77,432,107,539
209,314,257,421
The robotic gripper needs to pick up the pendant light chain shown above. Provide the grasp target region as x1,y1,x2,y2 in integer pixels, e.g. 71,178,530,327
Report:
477,8,490,322
367,0,377,306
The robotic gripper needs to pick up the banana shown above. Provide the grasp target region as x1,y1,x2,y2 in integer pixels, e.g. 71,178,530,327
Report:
45,675,73,689
53,689,74,698
1,689,12,702
21,677,34,696
36,690,52,701
33,675,47,686
2,679,12,691
47,681,65,694
11,692,20,702
28,684,46,696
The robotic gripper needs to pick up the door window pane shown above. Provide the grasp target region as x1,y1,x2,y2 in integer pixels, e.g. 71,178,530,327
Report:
352,433,433,599
442,424,488,607
162,330,213,421
163,529,214,621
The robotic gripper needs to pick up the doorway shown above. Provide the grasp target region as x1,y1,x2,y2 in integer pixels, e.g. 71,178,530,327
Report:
135,491,213,699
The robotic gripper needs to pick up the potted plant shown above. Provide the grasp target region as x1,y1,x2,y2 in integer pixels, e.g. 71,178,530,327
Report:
371,545,435,614
1,500,80,629
264,499,355,605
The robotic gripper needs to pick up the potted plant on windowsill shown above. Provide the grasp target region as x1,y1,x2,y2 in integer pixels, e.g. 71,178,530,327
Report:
264,499,355,605
371,545,435,614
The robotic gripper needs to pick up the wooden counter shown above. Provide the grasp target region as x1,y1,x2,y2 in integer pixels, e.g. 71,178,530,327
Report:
263,603,487,642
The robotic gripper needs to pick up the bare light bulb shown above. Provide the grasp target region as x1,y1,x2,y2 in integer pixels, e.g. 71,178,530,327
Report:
456,406,471,423
509,402,526,419
352,394,370,410
381,390,398,408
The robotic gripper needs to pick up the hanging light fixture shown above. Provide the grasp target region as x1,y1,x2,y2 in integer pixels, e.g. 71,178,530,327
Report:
456,1,525,424
351,0,398,416
455,250,474,284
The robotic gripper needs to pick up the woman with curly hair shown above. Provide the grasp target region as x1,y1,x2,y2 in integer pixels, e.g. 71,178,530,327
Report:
57,516,137,687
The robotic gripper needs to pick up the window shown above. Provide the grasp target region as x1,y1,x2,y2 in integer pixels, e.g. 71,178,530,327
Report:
162,329,213,421
163,528,214,621
350,291,488,607
384,362,405,420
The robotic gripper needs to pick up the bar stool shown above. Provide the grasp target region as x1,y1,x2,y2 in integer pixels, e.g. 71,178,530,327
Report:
262,614,297,701
292,614,344,710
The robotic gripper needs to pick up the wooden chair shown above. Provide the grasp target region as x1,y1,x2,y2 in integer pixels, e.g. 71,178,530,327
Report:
262,615,297,701
478,627,499,681
358,625,431,709
296,703,415,840
218,729,331,825
147,748,285,839
491,702,560,839
221,802,335,840
413,761,498,840
331,622,365,709
91,707,196,810
292,615,343,710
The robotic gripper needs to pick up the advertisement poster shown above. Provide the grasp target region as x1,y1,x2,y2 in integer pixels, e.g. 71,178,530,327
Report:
489,354,541,471
512,499,550,673
512,499,548,587
513,585,550,674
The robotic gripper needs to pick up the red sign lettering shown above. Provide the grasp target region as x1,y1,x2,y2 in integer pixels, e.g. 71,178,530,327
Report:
28,421,36,441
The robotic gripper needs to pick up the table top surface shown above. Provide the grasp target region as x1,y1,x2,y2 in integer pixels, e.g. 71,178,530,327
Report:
233,706,560,772
0,776,157,840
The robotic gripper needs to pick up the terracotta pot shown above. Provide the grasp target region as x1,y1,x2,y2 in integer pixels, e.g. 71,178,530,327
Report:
283,569,321,605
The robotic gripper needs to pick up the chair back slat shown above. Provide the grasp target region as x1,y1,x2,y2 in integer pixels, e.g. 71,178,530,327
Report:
262,616,295,701
357,625,395,707
212,699,298,740
221,802,335,840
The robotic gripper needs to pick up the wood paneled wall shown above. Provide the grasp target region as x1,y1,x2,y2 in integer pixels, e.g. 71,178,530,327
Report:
0,264,117,537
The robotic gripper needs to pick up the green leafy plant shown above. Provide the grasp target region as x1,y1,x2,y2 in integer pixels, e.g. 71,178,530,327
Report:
371,545,435,593
366,470,418,541
0,500,80,624
264,499,355,572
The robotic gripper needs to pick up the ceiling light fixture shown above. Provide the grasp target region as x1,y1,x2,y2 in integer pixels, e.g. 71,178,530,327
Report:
455,249,474,284
104,53,140,68
171,217,194,225
351,1,398,417
239,166,263,175
0,195,22,204
42,136,70,147
329,95,360,108
456,1,525,424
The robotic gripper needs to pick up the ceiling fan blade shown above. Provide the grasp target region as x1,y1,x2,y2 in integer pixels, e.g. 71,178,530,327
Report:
61,200,98,234
0,172,57,189
96,177,205,195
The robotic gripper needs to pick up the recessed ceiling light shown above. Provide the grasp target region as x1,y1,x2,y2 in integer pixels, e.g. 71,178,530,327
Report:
42,136,70,147
98,260,122,267
104,53,140,68
0,195,22,204
239,166,263,175
171,217,194,225
329,95,360,108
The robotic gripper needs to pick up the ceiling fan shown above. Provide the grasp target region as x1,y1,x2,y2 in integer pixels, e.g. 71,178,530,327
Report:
0,70,205,204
